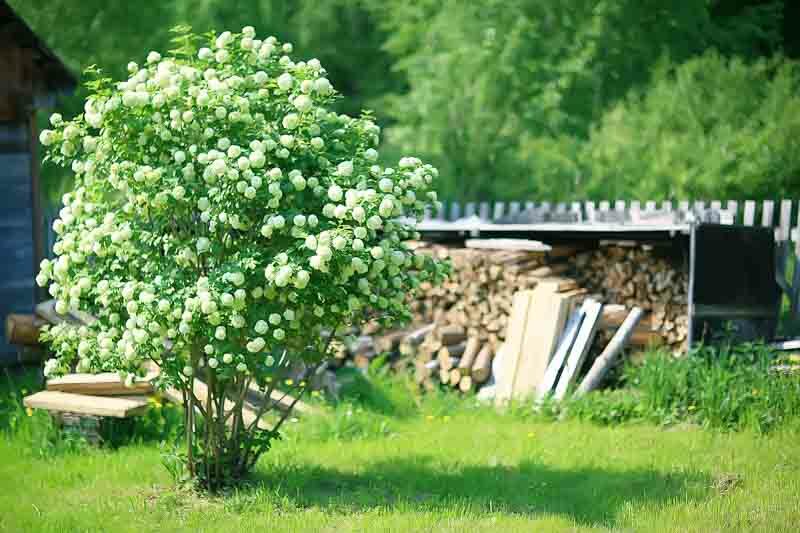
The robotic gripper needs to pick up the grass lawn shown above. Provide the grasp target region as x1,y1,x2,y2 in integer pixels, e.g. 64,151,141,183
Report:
2,388,800,533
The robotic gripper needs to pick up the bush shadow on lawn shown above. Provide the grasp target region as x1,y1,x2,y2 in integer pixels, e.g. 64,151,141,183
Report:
249,454,709,525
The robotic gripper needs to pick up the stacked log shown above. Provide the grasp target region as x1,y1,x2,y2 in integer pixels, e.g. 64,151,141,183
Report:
568,244,689,350
410,245,581,351
327,242,690,392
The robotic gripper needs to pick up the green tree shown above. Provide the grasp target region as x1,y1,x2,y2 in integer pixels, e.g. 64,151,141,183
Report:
582,52,800,200
365,0,785,201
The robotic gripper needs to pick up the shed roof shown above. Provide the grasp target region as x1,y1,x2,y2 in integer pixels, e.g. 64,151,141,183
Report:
0,0,76,93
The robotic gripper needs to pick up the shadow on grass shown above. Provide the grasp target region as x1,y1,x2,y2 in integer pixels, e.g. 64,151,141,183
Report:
249,454,709,526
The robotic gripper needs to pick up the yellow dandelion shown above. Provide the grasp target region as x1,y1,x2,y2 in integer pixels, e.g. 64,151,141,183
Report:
425,415,434,421
26,407,33,417
752,389,759,396
688,405,696,411
285,379,294,386
527,432,535,438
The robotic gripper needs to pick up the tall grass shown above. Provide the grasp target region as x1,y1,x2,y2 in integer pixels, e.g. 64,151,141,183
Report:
564,343,800,433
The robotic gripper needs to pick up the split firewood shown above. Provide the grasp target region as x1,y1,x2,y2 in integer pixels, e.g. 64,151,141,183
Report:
438,324,466,346
457,337,481,376
449,368,462,387
471,345,493,384
5,314,46,346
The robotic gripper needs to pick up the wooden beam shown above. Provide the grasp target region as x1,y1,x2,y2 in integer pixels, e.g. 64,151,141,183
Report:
24,391,149,418
535,308,584,401
47,372,156,396
513,282,571,399
465,238,551,252
495,290,533,404
5,313,45,346
576,307,644,396
554,300,604,400
161,379,276,430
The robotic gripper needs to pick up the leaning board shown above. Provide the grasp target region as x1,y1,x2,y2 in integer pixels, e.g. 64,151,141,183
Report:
24,391,149,418
512,282,571,399
495,290,534,405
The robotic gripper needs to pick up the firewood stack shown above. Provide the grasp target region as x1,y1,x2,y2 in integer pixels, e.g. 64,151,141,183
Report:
402,244,585,393
410,245,581,347
326,241,691,392
568,244,689,351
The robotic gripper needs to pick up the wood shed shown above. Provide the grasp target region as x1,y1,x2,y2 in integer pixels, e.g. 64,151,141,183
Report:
1,1,75,363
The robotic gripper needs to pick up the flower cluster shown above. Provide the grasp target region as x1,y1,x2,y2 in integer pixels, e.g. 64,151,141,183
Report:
37,27,447,384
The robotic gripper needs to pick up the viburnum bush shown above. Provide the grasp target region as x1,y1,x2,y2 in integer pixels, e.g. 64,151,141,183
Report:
36,26,447,490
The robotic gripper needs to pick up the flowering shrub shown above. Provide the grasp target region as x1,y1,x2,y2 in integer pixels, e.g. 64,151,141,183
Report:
36,25,446,490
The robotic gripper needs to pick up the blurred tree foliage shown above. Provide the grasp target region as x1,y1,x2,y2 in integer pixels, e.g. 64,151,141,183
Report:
582,53,800,200
10,0,797,203
363,0,788,200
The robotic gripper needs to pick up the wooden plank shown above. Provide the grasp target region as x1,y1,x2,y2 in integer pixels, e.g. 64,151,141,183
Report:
678,200,690,212
762,200,775,228
629,200,641,219
795,206,800,259
495,290,534,405
163,379,271,430
246,383,315,416
598,200,610,212
778,200,792,242
436,201,446,221
726,200,739,224
47,372,156,396
584,201,596,223
614,200,626,213
570,202,583,222
508,201,521,218
512,282,571,399
535,308,584,401
478,202,490,221
554,299,604,400
465,238,551,252
449,201,461,221
464,202,476,218
24,391,149,418
492,202,506,221
576,307,644,396
661,200,673,212
743,200,756,226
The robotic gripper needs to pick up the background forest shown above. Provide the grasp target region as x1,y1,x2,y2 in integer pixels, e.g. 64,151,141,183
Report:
11,0,800,204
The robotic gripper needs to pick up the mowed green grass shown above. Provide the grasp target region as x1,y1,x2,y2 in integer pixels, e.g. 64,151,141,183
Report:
2,406,800,533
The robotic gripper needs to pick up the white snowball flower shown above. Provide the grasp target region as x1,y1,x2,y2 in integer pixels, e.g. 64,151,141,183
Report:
277,73,294,91
314,77,332,94
196,237,211,253
336,160,354,176
282,113,299,130
328,185,343,202
292,95,312,112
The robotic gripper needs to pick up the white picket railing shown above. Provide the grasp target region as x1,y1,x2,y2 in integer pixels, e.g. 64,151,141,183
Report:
422,199,800,247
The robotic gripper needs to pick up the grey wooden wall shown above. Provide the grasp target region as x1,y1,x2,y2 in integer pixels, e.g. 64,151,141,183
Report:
0,121,34,364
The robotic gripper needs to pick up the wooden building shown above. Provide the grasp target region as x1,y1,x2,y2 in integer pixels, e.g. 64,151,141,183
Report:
1,1,75,363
